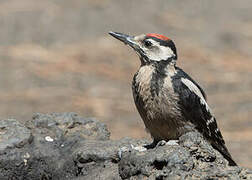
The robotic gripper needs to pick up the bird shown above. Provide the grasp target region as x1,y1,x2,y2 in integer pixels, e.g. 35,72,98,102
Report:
109,31,237,166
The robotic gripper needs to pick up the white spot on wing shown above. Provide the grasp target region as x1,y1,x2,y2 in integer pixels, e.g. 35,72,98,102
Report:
215,128,219,134
206,117,215,126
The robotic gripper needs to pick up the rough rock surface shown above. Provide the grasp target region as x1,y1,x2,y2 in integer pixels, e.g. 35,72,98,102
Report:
0,113,251,180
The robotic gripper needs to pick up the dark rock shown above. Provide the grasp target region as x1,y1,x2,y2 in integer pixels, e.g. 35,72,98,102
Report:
0,112,111,180
31,112,110,141
0,119,32,153
118,132,244,179
0,112,251,179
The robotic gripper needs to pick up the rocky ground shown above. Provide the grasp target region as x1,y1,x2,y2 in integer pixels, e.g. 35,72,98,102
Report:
0,0,251,168
0,113,251,180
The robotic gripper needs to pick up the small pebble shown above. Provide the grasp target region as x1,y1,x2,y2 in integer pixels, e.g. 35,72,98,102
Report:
45,136,54,142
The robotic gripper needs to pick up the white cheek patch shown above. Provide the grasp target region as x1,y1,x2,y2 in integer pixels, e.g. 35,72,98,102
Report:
143,39,175,61
159,46,175,60
181,78,210,112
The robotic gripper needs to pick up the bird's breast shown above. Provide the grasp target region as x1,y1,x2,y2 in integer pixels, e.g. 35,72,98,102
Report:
132,65,185,140
133,65,177,110
133,67,179,119
133,65,155,102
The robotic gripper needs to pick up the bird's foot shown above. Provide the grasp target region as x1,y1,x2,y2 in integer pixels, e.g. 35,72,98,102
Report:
144,140,179,149
156,140,167,146
118,140,180,158
143,140,158,149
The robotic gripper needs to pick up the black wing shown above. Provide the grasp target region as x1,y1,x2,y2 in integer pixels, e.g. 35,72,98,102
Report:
172,67,236,166
175,67,207,101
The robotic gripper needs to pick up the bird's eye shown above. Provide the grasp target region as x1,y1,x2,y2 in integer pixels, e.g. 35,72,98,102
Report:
144,40,152,47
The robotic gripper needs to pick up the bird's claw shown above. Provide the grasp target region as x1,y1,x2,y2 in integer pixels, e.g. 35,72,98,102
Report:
156,140,167,146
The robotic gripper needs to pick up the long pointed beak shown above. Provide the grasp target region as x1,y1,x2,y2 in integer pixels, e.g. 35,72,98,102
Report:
108,31,138,49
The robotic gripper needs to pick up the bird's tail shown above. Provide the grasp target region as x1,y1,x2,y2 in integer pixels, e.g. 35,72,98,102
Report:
212,142,237,166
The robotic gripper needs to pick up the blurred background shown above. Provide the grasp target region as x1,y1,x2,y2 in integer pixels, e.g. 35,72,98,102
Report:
0,0,251,168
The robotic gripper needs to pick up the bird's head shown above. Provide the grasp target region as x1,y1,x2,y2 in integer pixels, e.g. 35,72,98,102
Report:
109,31,177,65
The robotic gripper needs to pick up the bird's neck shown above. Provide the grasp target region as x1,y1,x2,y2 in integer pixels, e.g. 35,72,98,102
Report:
140,56,176,67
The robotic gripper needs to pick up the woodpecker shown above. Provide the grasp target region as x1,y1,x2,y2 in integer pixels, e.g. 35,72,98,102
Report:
109,31,236,166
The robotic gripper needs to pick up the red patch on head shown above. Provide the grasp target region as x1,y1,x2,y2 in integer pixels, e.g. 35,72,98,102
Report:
146,33,170,41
